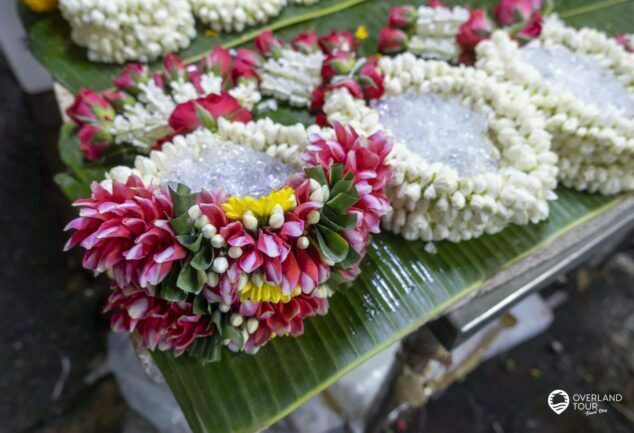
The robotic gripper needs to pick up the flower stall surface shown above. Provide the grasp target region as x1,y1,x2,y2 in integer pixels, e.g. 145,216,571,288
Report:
476,17,634,194
18,0,634,432
324,54,558,243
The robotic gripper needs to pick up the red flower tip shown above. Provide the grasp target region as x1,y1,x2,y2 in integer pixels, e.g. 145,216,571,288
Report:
456,9,492,51
67,89,115,126
321,51,357,82
388,6,417,30
378,27,408,54
168,91,252,134
235,48,263,68
113,63,149,93
428,0,444,8
254,30,285,58
515,11,543,43
493,0,542,26
310,87,326,113
616,34,634,53
163,53,186,81
318,31,359,54
200,46,232,76
291,32,321,54
77,124,110,160
357,58,385,100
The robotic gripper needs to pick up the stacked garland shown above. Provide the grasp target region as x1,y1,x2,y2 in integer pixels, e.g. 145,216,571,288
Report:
476,18,634,194
324,53,558,243
64,93,393,359
66,48,261,161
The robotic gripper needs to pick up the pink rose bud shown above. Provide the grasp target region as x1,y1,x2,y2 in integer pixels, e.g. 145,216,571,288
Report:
515,11,543,42
318,31,359,54
357,58,385,100
321,51,357,82
169,92,252,134
163,53,186,81
493,0,542,26
388,6,417,30
254,30,285,58
291,32,321,54
66,89,115,126
378,27,408,54
200,46,232,76
616,34,634,53
77,124,110,160
113,63,148,94
456,9,492,51
230,59,259,86
235,48,263,68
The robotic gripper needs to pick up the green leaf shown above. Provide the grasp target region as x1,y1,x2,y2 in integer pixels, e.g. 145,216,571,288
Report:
222,324,244,350
327,189,360,212
54,172,90,202
329,173,354,198
58,122,84,173
338,246,362,269
170,213,193,236
169,184,196,218
187,335,223,364
191,244,214,271
320,207,358,231
158,270,189,302
315,225,350,264
177,234,203,253
304,165,328,186
177,262,205,294
193,295,209,315
329,164,344,185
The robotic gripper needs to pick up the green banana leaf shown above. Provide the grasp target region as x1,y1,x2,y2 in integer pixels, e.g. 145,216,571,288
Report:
21,0,634,432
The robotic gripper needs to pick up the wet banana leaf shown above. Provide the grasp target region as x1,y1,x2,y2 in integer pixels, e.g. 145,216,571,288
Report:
21,0,634,432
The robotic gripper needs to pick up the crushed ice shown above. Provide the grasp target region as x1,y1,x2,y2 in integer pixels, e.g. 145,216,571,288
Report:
371,93,499,177
159,138,294,197
522,43,634,117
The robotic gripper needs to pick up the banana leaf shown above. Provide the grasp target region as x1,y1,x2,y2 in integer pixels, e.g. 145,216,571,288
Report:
20,0,634,432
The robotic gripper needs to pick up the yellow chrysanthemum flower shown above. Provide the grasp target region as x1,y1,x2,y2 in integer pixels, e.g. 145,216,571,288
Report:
239,281,301,304
222,187,296,221
23,0,58,13
355,25,369,40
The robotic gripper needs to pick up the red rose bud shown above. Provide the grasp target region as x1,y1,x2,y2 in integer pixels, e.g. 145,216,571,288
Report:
493,0,542,26
318,31,359,54
615,34,634,53
291,32,321,54
113,63,148,94
378,27,408,54
230,59,259,86
321,51,357,82
67,89,115,126
310,87,326,113
235,48,263,68
169,92,252,133
102,91,134,111
77,124,110,161
329,79,364,99
428,0,443,7
456,9,492,51
163,53,186,81
200,46,232,76
152,72,165,89
315,112,330,127
389,6,417,30
357,58,385,100
254,30,284,58
515,11,543,42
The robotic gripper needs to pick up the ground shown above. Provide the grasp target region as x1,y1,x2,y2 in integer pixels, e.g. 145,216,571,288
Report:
0,53,632,433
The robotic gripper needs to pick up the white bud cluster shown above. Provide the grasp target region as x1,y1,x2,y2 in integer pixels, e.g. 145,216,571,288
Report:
324,53,559,243
259,48,326,107
191,0,320,33
58,0,196,64
408,6,469,62
476,18,634,194
110,72,261,151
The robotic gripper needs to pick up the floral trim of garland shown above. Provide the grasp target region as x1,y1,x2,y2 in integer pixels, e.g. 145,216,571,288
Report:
476,18,634,194
58,0,196,64
252,29,385,118
378,0,546,65
64,121,392,360
66,48,261,161
323,53,559,243
191,0,320,33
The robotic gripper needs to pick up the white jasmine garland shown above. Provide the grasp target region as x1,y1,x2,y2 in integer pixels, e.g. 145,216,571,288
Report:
58,0,196,64
191,0,321,33
110,72,261,151
259,48,326,107
409,6,469,62
476,18,634,194
324,53,559,243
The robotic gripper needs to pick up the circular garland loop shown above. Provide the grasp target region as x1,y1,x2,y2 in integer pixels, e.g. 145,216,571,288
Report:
324,53,558,244
476,17,634,194
58,0,196,64
64,120,393,361
65,48,262,161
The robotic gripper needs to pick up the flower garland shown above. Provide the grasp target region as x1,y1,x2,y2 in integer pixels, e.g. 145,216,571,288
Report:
58,0,196,64
64,114,393,360
323,53,558,243
476,18,634,194
378,0,546,65
66,48,261,160
190,0,320,33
